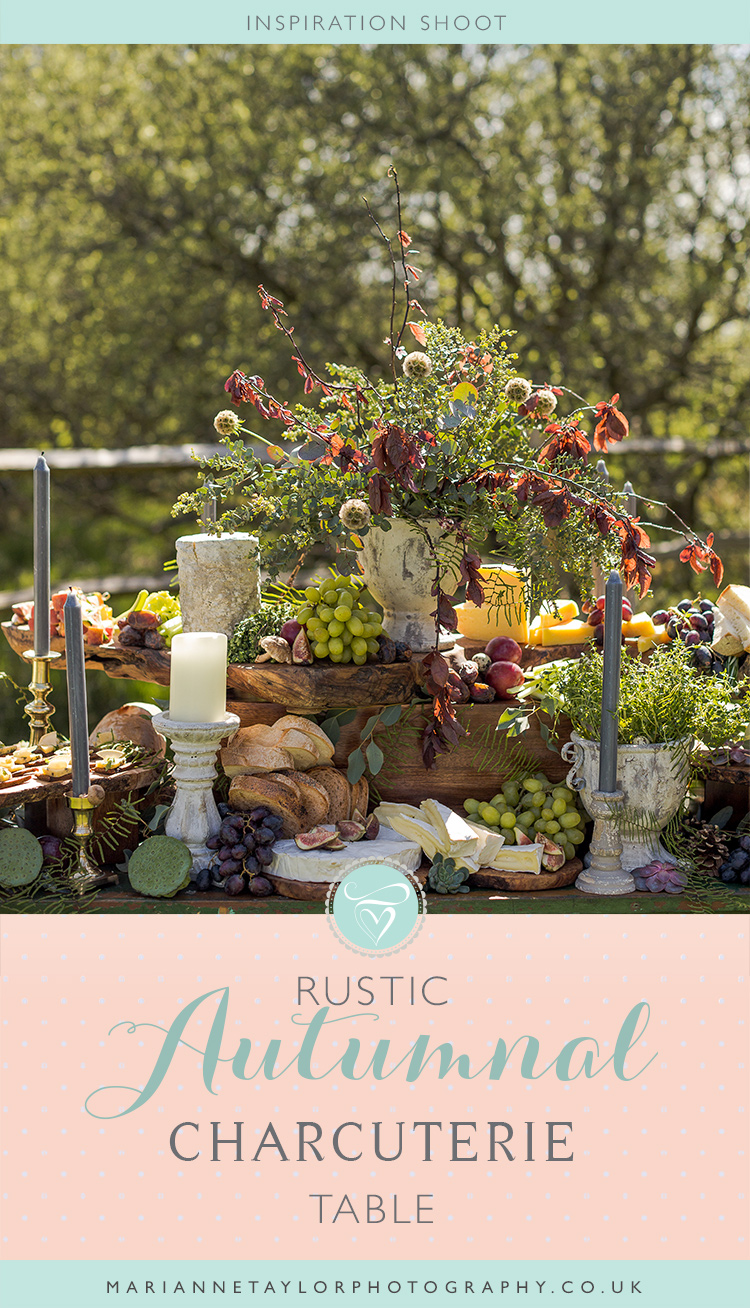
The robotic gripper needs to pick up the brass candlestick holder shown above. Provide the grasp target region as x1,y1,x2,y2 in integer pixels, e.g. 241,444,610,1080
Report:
23,648,61,746
68,794,119,890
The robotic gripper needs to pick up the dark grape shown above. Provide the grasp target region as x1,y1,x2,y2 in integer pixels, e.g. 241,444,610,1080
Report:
224,874,246,896
218,845,234,861
195,868,212,892
256,845,273,867
730,850,750,872
683,631,701,646
244,855,260,875
587,609,603,628
249,876,273,897
206,835,221,851
652,609,669,625
593,625,604,646
740,867,750,886
219,824,238,844
249,806,270,822
720,866,737,883
226,814,244,831
690,613,708,631
694,646,712,669
218,803,229,817
699,599,715,613
230,843,246,860
740,835,750,854
256,827,276,845
221,858,241,875
667,619,680,639
264,814,284,832
243,833,257,851
676,599,692,612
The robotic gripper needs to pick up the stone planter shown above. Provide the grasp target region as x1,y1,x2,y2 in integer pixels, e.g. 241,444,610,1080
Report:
176,532,260,637
561,730,691,872
357,519,461,652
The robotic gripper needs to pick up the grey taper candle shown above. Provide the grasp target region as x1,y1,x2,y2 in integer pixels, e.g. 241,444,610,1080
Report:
63,590,90,797
33,453,51,658
598,570,623,793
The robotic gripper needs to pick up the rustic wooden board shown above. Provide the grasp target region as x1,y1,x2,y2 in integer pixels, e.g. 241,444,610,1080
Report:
458,636,590,670
331,702,573,805
0,762,160,810
469,858,582,892
267,866,429,902
3,621,418,709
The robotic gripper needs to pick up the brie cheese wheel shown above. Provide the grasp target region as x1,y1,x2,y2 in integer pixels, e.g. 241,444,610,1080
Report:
270,827,422,883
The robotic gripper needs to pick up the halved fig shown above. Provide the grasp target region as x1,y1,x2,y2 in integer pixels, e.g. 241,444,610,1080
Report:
291,628,313,665
535,834,566,870
351,808,365,826
513,828,534,846
336,820,366,842
326,837,347,850
295,826,341,850
364,812,380,841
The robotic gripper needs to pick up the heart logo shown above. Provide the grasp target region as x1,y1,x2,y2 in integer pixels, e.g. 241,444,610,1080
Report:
355,903,396,946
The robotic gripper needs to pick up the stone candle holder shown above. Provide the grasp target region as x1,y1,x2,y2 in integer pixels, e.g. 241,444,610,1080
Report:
573,789,635,897
152,711,240,869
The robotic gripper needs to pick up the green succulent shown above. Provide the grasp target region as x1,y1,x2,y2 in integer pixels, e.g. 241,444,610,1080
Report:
428,853,471,894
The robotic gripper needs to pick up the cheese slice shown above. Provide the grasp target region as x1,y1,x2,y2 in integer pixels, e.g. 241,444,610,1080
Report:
537,600,579,629
541,620,594,647
375,808,442,860
653,624,669,644
527,620,544,646
455,565,529,644
270,827,422,883
464,820,506,867
622,612,656,639
489,843,544,874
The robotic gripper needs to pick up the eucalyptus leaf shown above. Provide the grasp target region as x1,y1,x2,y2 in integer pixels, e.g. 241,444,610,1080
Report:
320,716,341,746
347,749,367,785
379,704,403,727
366,740,385,774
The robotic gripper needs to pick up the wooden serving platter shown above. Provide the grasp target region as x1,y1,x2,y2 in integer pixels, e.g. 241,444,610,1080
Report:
0,762,161,810
468,857,582,892
3,621,419,709
267,866,429,902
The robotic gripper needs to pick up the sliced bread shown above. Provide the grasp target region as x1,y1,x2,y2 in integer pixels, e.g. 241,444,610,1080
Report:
307,765,352,824
290,773,331,829
228,775,306,838
221,736,296,777
274,715,335,759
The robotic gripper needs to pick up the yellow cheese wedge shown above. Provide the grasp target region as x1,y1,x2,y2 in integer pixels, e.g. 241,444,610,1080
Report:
622,612,657,639
527,620,544,646
541,620,594,647
653,624,669,644
537,600,579,629
455,565,529,644
637,635,655,654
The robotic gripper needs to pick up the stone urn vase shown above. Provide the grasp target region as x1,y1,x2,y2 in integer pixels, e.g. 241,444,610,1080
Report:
357,519,461,652
561,731,692,872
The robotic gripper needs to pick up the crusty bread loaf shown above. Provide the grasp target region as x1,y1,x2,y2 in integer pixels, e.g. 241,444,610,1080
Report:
266,772,302,798
290,773,330,829
307,765,352,824
228,775,306,837
220,734,296,777
350,776,369,820
273,715,335,759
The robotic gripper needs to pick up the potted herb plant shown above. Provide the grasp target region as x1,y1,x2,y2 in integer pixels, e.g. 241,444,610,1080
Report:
532,643,750,870
174,172,723,769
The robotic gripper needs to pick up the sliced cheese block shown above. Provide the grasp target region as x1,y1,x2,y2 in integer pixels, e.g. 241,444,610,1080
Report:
527,620,544,646
716,585,750,652
464,820,507,867
489,843,544,874
270,827,422,883
375,810,442,861
455,565,529,645
622,612,657,639
637,635,655,654
541,620,593,647
711,609,746,656
537,600,579,629
653,624,670,644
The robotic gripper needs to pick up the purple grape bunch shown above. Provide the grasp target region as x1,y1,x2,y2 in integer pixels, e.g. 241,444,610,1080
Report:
652,597,723,673
716,833,750,887
194,804,283,897
632,860,688,894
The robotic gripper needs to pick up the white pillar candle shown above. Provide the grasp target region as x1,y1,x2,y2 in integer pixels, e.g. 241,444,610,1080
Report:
169,632,228,724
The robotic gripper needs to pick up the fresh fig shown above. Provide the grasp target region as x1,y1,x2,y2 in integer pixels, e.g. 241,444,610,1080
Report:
295,826,341,850
513,828,533,846
291,628,313,665
364,813,380,841
325,837,347,850
458,660,479,685
336,820,366,842
470,681,495,703
351,808,365,826
127,609,159,630
144,629,166,649
393,640,413,663
376,635,397,664
280,619,303,645
535,834,566,871
117,625,145,648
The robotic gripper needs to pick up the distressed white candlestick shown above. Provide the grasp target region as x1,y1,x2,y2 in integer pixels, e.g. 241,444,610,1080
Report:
176,532,260,637
169,631,227,724
153,712,239,869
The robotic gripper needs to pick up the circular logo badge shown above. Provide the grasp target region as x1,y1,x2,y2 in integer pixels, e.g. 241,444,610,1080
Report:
326,860,426,957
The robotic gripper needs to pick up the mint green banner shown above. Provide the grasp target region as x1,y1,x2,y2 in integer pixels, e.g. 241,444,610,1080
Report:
0,2,748,43
2,1261,747,1307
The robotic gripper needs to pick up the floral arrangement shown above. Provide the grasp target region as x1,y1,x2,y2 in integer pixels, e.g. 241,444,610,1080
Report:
175,171,722,767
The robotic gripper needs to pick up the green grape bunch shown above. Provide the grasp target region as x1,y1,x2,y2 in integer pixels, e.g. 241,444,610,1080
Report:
297,573,385,666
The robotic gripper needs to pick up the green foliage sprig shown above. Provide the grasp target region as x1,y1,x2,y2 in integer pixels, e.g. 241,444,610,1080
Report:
539,643,750,749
